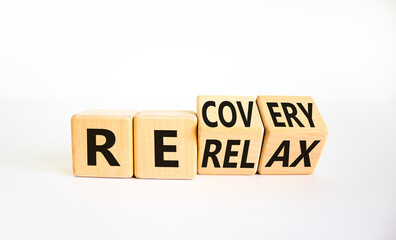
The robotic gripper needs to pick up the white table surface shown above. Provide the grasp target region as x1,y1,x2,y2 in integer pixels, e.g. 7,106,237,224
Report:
0,99,395,240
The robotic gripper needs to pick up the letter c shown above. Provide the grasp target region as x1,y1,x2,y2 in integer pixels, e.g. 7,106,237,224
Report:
202,101,218,127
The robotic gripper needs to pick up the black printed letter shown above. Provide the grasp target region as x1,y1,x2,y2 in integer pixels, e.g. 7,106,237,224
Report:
87,129,119,166
219,101,237,127
202,101,218,127
223,140,239,168
240,140,254,168
267,102,286,127
281,103,304,127
297,103,315,127
265,140,290,167
202,140,222,168
154,130,178,167
237,101,253,127
289,140,320,167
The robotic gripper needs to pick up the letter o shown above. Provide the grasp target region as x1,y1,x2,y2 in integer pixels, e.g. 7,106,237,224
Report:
218,101,237,127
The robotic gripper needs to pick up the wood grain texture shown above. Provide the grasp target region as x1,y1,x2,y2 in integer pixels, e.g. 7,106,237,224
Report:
71,110,138,178
197,95,264,175
256,96,328,174
133,111,197,179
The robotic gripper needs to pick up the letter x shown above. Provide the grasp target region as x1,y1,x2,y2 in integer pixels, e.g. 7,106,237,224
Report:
289,140,320,167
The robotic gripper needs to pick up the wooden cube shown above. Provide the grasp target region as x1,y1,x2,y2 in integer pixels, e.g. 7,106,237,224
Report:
197,96,264,175
256,96,328,174
71,110,138,178
133,111,197,179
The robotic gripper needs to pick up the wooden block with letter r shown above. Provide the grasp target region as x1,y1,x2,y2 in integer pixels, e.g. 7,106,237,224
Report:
197,95,264,175
256,96,328,174
71,110,138,178
133,111,197,179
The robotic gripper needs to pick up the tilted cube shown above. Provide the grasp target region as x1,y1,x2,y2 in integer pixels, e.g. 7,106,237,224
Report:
197,95,264,175
256,96,328,174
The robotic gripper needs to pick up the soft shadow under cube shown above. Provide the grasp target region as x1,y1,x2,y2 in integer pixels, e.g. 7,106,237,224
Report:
71,110,138,178
256,96,328,174
133,111,197,179
197,96,264,175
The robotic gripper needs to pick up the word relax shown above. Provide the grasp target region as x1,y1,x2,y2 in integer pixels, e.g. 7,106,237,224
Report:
71,95,328,179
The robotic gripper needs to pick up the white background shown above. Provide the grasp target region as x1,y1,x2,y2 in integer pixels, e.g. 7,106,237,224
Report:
0,0,395,239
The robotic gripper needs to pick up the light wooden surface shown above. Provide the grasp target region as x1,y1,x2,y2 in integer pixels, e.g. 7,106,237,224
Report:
256,96,328,174
71,110,138,178
197,96,264,175
134,110,197,179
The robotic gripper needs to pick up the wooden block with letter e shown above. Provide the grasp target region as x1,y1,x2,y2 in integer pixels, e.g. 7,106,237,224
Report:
256,96,328,174
134,111,197,179
197,96,264,175
71,110,138,178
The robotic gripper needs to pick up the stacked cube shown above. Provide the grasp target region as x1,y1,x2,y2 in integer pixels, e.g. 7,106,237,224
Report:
71,96,328,179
